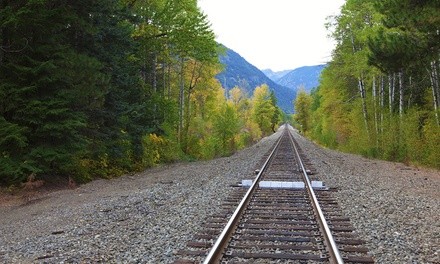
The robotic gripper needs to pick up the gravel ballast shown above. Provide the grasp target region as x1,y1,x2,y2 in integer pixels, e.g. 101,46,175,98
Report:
1,125,439,263
290,126,440,264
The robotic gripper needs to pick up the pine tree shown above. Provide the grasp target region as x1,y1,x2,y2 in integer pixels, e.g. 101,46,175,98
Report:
0,1,93,183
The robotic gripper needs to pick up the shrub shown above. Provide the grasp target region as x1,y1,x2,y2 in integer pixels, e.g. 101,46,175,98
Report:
142,133,180,167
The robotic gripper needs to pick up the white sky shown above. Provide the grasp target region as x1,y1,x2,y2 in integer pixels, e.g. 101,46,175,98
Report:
198,0,345,71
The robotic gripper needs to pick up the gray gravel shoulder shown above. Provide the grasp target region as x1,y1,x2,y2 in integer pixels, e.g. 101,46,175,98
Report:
290,126,440,263
0,128,282,263
1,125,439,263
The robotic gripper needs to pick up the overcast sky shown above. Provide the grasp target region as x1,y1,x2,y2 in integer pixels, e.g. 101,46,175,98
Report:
198,0,345,71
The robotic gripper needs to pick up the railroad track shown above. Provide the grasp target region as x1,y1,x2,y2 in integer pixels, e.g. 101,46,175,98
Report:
175,125,374,263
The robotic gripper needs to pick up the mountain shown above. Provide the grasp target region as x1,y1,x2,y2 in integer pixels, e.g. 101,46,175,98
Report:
275,65,326,92
261,69,292,82
217,46,295,113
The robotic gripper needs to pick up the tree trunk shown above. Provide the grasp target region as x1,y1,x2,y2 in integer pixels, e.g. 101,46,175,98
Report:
182,60,203,152
429,60,440,125
150,53,158,126
398,70,404,118
178,57,185,143
152,53,157,93
348,25,369,137
140,63,147,84
167,64,171,98
372,75,379,147
162,61,166,97
358,75,370,137
388,73,395,114
435,60,440,108
380,75,385,135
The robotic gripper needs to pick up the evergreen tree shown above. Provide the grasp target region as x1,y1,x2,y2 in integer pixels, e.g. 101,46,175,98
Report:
0,0,146,184
269,90,281,132
0,0,275,186
0,1,97,183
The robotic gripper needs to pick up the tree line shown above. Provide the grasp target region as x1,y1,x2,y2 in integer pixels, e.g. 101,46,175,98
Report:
295,0,439,168
0,0,282,186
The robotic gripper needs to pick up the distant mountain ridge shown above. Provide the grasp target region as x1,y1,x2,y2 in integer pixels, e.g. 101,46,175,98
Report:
265,65,326,93
261,69,292,82
216,46,296,113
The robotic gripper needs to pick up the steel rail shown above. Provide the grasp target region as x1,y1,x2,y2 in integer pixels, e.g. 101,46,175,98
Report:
287,126,345,264
203,126,286,264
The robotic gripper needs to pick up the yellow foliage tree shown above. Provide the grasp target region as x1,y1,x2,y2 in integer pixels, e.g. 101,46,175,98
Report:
251,84,277,136
294,87,312,134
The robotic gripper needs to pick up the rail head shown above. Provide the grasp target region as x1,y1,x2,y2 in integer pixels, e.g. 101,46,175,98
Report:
203,126,286,264
287,125,344,264
203,125,344,263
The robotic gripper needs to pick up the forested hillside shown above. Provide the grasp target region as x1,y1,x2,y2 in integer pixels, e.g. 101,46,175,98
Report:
216,47,295,113
0,1,282,186
276,65,326,93
295,0,440,168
